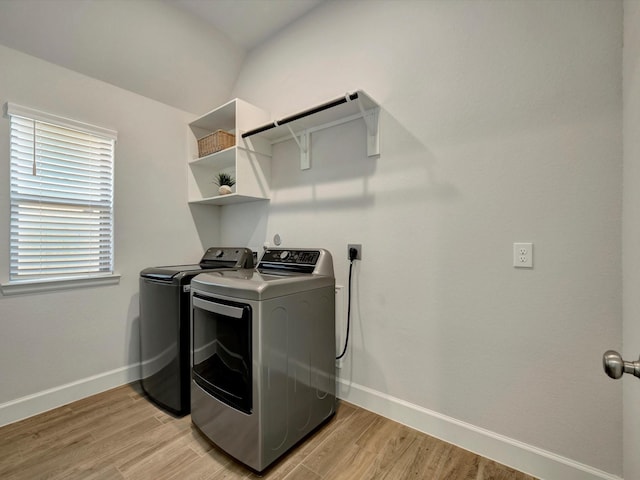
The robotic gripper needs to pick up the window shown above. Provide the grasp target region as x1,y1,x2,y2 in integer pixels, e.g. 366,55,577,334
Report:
6,103,117,288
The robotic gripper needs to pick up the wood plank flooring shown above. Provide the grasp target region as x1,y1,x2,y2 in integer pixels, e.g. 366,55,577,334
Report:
0,384,537,480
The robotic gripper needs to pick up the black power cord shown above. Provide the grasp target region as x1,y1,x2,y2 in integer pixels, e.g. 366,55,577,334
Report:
336,248,358,360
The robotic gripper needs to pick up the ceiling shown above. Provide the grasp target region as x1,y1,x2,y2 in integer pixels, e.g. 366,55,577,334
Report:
167,0,326,51
0,0,327,113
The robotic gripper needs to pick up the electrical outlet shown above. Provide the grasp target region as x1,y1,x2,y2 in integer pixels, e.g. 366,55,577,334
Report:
347,244,362,261
513,242,533,268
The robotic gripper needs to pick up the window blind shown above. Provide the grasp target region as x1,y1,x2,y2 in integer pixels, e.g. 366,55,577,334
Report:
8,104,116,283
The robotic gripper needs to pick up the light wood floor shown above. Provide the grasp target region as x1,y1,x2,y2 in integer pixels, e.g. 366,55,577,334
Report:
0,384,537,480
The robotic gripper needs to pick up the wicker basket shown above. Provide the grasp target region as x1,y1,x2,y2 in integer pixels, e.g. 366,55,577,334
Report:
197,130,235,157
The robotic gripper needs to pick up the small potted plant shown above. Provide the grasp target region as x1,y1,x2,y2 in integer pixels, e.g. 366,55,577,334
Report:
214,172,236,195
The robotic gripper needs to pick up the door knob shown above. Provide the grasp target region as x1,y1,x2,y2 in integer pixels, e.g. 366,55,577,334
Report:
603,350,640,379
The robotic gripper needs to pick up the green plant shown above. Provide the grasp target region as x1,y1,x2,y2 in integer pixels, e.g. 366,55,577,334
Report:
214,172,236,187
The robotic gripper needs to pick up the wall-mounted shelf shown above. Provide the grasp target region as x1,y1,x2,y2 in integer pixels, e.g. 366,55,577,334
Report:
187,99,271,206
188,192,269,206
186,91,379,204
242,90,379,170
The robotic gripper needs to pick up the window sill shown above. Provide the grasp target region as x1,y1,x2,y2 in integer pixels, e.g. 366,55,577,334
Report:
1,274,121,296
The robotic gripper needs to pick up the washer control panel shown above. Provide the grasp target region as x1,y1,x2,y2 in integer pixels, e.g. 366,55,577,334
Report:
260,249,320,266
201,247,254,268
258,248,333,277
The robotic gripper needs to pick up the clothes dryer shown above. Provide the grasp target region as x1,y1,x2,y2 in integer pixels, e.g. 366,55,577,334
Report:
190,248,336,472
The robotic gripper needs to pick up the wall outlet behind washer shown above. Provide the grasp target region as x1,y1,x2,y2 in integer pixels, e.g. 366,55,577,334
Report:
347,244,362,261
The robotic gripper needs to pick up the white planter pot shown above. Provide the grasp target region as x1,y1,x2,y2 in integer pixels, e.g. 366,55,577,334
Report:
218,185,233,195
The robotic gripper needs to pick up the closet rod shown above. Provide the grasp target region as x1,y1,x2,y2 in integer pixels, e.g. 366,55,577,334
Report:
241,92,360,138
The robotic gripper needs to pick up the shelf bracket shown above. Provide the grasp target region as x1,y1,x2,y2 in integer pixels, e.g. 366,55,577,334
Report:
355,98,380,157
285,124,310,170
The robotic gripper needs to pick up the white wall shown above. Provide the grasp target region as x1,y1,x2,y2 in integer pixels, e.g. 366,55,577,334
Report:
623,1,640,479
226,0,623,477
0,1,626,478
0,44,220,423
0,0,245,114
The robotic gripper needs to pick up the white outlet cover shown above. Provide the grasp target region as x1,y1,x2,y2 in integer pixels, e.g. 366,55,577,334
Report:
513,242,533,268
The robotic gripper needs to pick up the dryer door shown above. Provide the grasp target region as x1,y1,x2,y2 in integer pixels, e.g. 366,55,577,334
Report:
192,294,253,414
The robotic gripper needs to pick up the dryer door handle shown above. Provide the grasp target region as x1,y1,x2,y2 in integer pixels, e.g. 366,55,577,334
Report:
193,296,244,319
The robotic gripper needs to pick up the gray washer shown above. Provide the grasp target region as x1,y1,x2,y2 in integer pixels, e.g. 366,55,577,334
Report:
139,247,253,416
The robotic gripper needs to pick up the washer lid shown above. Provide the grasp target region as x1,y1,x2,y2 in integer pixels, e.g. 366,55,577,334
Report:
140,264,205,281
139,247,254,281
191,269,334,301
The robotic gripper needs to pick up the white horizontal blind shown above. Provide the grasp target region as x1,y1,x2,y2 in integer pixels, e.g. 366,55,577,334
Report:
8,108,116,283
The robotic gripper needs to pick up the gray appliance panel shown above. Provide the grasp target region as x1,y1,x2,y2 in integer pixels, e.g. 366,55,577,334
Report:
140,278,185,413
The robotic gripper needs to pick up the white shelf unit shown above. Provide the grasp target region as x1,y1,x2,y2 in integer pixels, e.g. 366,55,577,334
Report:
188,99,272,205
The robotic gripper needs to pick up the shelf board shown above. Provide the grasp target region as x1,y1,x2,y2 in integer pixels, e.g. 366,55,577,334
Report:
189,99,236,133
189,147,235,169
188,193,269,206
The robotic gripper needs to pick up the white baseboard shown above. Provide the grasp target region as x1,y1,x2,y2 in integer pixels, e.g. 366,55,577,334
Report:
0,364,141,428
337,378,621,480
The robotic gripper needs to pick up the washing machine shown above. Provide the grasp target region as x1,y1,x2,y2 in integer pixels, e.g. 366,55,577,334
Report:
190,248,336,472
139,247,253,416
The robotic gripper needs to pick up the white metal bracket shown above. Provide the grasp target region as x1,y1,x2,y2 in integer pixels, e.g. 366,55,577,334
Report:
261,91,380,169
285,124,310,170
355,98,380,157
